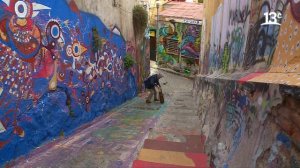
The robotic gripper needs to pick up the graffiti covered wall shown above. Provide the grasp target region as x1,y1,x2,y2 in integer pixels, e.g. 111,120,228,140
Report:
194,78,300,167
157,21,201,64
201,0,300,75
195,0,300,167
74,0,151,91
0,0,137,164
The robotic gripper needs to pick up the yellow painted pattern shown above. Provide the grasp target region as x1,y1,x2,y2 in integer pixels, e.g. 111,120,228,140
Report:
137,149,195,167
270,4,300,73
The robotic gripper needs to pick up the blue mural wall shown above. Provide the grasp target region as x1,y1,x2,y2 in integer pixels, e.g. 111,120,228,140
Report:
0,0,137,165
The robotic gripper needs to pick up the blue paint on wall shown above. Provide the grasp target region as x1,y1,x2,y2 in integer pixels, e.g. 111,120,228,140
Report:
276,132,292,149
0,0,137,165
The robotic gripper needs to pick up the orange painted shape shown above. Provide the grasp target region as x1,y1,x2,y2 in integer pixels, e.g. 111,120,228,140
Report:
137,149,208,167
270,4,300,73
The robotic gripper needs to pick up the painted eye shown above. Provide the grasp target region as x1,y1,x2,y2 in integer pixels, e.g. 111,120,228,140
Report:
47,21,61,39
67,41,87,58
74,45,79,53
106,63,113,72
51,24,60,39
72,43,80,57
59,72,64,78
66,45,73,57
15,1,29,19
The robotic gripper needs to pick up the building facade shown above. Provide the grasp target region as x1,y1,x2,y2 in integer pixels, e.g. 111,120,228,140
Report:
156,2,203,66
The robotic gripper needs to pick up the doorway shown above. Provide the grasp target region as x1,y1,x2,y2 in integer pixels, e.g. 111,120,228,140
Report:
150,30,157,61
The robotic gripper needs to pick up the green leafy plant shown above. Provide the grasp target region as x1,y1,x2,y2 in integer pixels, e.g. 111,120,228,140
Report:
184,67,191,75
124,54,135,69
133,5,148,36
92,27,102,53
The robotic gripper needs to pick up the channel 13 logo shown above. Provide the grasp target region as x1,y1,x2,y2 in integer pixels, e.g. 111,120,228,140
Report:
261,12,282,26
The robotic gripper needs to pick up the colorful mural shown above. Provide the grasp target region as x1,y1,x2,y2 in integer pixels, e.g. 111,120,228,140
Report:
158,21,201,62
0,0,137,165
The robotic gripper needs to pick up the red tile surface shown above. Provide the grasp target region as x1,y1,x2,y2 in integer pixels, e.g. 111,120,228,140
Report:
159,2,204,20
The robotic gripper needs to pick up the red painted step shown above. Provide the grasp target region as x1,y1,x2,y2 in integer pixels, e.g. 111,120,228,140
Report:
143,135,205,153
133,134,209,168
133,148,209,168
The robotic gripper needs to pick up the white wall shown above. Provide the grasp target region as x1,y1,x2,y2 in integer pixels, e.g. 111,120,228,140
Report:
73,0,138,41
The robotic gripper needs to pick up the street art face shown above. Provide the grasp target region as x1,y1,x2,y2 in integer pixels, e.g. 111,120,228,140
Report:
0,0,137,165
158,22,201,63
2,0,56,62
180,24,201,58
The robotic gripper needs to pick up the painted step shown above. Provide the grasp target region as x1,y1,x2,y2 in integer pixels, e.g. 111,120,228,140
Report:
135,149,208,168
148,131,206,143
143,136,205,153
133,160,206,168
153,126,202,135
159,113,199,120
156,118,202,127
162,110,197,116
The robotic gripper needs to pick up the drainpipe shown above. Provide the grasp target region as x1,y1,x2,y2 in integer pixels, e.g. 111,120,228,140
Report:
156,1,160,62
118,0,123,38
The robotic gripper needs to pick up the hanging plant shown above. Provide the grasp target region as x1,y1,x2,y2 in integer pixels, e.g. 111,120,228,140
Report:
92,27,102,53
133,5,148,37
124,53,135,69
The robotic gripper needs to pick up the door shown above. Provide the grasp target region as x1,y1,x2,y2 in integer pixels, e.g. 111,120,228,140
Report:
150,30,156,61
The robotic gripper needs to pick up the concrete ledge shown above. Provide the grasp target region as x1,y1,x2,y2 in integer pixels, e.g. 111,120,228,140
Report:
151,66,195,80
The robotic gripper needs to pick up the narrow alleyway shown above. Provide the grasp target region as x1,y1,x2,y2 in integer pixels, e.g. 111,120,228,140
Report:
133,91,208,168
10,67,208,168
2,0,299,166
132,67,208,167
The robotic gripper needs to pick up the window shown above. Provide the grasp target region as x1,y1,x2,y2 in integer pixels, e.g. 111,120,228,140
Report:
165,37,179,55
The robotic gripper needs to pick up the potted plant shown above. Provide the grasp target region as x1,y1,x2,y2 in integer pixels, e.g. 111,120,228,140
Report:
124,53,135,69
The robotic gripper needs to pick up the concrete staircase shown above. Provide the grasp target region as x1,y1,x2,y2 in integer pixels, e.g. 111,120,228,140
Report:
133,92,209,168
